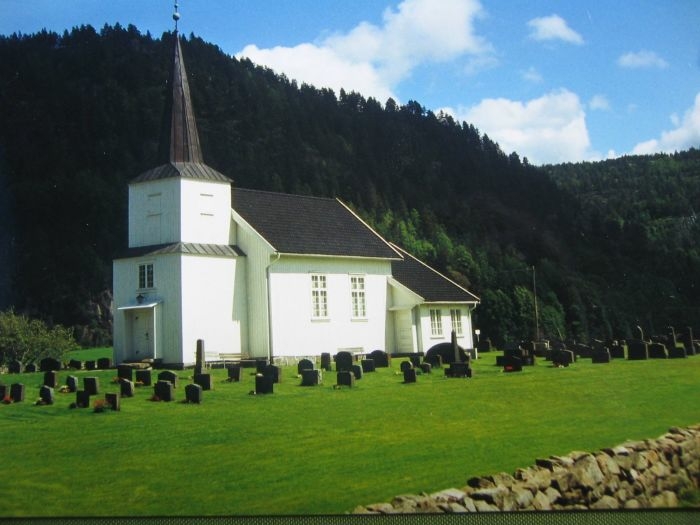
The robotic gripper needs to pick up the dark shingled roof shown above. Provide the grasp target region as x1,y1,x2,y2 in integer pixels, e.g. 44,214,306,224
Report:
131,162,231,183
390,244,480,303
116,242,244,260
233,188,401,259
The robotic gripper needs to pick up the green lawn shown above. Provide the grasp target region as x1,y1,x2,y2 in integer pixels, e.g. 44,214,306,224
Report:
1,350,699,517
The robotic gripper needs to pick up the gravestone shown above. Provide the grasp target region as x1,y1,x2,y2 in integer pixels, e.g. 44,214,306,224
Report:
154,380,174,401
361,359,375,373
194,373,212,391
66,375,79,393
419,362,432,374
25,363,38,373
502,357,523,372
256,360,268,374
667,345,687,359
476,339,492,353
195,339,205,377
105,392,120,411
409,355,422,368
321,352,332,372
648,343,668,359
255,374,274,394
403,368,417,383
97,357,112,370
446,362,472,378
39,385,54,405
83,377,100,396
10,383,25,402
351,364,363,380
43,371,59,388
297,359,314,374
399,361,413,373
610,341,625,359
335,351,354,372
117,365,133,381
425,354,443,368
591,349,611,363
8,361,21,374
157,371,178,388
336,371,355,387
39,357,61,372
627,340,648,360
369,350,390,368
301,369,321,386
75,390,90,408
120,379,135,398
85,360,96,371
0,384,7,399
552,349,575,367
681,327,696,356
262,365,281,384
68,359,82,370
135,369,152,386
227,365,242,382
185,383,203,404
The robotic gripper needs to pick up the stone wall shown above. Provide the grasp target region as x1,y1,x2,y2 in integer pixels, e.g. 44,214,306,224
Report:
354,424,700,514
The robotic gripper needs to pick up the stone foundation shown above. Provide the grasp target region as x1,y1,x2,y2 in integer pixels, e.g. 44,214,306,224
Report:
354,424,700,514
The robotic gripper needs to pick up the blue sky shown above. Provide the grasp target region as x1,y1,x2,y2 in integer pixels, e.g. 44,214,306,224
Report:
2,0,699,165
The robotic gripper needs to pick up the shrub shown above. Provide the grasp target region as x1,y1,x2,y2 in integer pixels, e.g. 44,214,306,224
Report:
0,309,79,366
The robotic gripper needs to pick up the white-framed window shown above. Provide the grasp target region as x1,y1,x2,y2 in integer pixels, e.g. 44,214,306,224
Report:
450,309,463,336
311,274,328,319
350,275,366,318
430,309,443,337
138,263,154,289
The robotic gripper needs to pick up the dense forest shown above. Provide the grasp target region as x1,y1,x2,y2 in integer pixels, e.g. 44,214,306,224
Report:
1,25,698,346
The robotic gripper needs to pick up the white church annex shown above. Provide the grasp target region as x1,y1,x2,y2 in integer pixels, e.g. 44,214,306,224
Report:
112,29,479,368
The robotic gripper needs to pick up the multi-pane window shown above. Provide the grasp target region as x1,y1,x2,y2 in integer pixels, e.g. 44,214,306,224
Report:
311,274,328,318
350,276,366,318
450,309,463,336
138,263,154,289
430,309,443,336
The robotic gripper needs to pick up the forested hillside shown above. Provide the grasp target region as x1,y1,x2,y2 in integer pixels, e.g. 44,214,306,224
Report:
1,25,698,346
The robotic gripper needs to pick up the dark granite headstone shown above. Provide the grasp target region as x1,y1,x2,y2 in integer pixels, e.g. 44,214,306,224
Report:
361,359,375,373
446,362,472,377
157,370,178,387
85,360,96,371
194,373,212,391
43,371,59,388
369,350,390,367
627,340,648,360
403,368,417,383
83,377,100,396
351,364,363,380
321,352,332,371
262,365,281,384
120,379,135,398
195,339,205,377
335,351,354,372
39,357,61,372
105,392,120,411
154,380,174,401
301,369,321,386
610,341,625,359
97,357,112,370
135,369,152,386
425,353,443,368
667,346,687,358
39,385,54,404
552,350,575,367
502,357,523,372
68,359,82,370
256,360,268,374
24,363,37,373
297,359,314,374
591,349,611,363
10,383,25,402
419,362,432,374
409,355,421,368
255,374,274,394
117,365,133,381
681,327,696,356
648,343,668,359
227,365,242,382
400,361,413,373
185,383,203,404
75,390,90,408
8,361,21,374
66,375,79,393
476,339,492,353
336,371,355,387
0,384,7,399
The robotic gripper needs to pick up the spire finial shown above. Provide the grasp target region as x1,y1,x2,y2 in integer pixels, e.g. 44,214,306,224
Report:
173,2,180,32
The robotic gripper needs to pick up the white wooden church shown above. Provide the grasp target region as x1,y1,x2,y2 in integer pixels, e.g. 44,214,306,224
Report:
112,30,479,368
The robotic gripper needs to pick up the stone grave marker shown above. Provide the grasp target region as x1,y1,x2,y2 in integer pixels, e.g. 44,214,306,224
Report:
335,351,354,372
105,392,120,411
446,362,472,378
117,365,133,381
361,359,375,373
403,368,417,383
0,384,7,399
227,365,242,382
154,380,174,401
135,369,152,386
301,369,321,386
502,356,522,372
419,362,432,374
157,370,178,388
8,361,21,374
667,345,687,359
682,327,696,356
255,374,274,394
297,359,314,375
256,360,268,374
194,373,212,391
75,390,90,408
425,353,443,368
68,359,82,370
39,357,61,372
194,339,205,377
591,349,611,364
409,355,422,368
648,343,668,359
83,377,100,395
351,364,363,380
66,375,79,393
336,370,355,388
25,363,38,373
262,364,281,384
120,379,135,398
399,361,413,373
627,340,648,360
369,350,390,367
321,352,332,372
552,349,575,367
85,360,96,371
185,383,203,404
610,341,625,359
39,385,54,405
43,371,59,388
10,383,25,402
97,357,112,370
476,339,492,354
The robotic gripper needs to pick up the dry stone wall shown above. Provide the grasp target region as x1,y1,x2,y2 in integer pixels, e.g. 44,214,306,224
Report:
354,425,700,514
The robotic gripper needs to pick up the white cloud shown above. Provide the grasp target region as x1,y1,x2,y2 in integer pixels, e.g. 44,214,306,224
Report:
632,92,700,154
521,66,543,83
527,15,584,45
237,0,490,102
589,94,610,111
617,50,668,69
442,89,595,165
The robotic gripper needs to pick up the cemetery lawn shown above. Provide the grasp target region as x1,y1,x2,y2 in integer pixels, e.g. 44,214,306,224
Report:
1,352,699,517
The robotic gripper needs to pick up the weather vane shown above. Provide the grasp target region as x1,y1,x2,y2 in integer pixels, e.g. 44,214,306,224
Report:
173,2,180,31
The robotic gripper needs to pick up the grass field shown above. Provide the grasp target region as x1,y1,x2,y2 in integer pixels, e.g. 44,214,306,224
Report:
1,349,699,517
